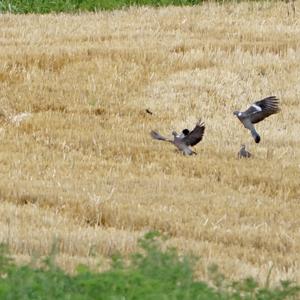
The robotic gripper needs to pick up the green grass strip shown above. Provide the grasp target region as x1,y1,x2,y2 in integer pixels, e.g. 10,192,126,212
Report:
0,232,299,299
0,0,267,13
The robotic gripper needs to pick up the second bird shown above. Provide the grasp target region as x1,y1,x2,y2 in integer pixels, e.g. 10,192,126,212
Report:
233,96,280,143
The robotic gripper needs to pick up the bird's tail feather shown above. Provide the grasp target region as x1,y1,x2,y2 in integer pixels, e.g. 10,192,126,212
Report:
150,130,171,142
250,128,260,143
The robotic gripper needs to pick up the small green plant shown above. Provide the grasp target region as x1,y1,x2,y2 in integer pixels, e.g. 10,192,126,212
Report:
0,234,299,299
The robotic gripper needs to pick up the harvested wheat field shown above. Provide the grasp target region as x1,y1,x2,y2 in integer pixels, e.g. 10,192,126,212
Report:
0,1,300,284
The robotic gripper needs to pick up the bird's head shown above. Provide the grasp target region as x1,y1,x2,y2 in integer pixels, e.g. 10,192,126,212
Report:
182,129,190,136
233,111,240,116
172,131,177,137
240,144,246,149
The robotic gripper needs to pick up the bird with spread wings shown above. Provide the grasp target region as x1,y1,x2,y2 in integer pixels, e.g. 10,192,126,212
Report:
150,120,205,156
233,96,280,143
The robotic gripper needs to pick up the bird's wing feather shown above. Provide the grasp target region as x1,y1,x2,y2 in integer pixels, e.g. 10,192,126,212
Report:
182,120,205,146
150,130,172,142
244,96,280,124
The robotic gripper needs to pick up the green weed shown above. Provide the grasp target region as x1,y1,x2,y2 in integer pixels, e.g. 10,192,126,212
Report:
0,232,298,299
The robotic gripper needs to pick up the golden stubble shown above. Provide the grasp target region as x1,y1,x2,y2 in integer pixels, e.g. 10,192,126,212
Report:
0,1,299,283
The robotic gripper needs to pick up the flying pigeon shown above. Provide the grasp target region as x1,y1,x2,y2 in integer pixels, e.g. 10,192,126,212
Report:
150,120,205,155
238,144,251,159
233,96,280,143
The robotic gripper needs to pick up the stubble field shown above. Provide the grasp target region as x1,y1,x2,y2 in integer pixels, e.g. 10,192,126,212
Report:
0,1,299,284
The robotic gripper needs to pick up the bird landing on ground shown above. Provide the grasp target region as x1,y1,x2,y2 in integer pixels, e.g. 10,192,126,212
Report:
238,144,252,159
150,119,205,156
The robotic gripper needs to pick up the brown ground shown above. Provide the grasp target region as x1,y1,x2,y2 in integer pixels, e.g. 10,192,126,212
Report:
0,1,299,283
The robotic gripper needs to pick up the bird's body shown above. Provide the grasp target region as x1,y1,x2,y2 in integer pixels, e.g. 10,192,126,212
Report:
234,96,280,143
150,120,205,156
238,144,251,159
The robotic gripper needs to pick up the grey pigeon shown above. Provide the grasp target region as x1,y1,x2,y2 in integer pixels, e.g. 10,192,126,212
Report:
238,144,251,159
233,96,280,143
150,120,205,156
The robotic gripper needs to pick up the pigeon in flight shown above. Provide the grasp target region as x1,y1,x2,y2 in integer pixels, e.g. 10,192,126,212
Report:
150,120,205,156
233,96,280,143
238,144,251,159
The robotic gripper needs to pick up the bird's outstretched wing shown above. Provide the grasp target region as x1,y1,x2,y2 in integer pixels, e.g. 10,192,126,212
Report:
182,120,205,146
150,130,172,142
244,96,280,124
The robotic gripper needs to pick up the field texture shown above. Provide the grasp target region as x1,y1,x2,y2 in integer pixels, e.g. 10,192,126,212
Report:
0,1,299,284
